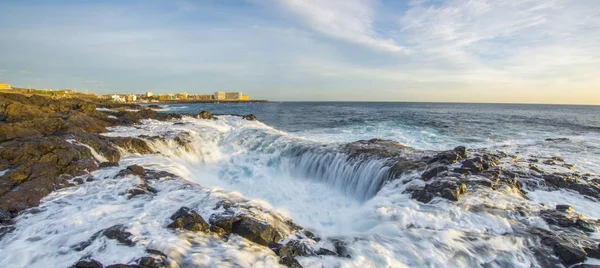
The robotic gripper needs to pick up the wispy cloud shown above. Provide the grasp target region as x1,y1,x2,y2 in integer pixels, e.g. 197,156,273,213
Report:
265,0,406,53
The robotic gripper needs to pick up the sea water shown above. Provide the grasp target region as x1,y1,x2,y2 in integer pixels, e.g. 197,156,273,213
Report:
1,102,600,267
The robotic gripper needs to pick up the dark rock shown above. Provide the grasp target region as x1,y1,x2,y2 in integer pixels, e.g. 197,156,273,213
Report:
540,208,596,232
103,225,136,246
573,265,600,268
99,162,119,168
554,243,586,265
278,240,314,258
421,166,448,181
209,211,242,234
126,165,146,176
242,114,257,121
411,179,467,203
167,207,210,233
576,219,597,232
147,105,163,109
279,256,302,268
545,138,570,142
556,204,573,211
196,110,214,120
136,255,166,268
231,217,285,246
529,164,544,173
70,258,104,268
105,265,140,268
0,208,11,224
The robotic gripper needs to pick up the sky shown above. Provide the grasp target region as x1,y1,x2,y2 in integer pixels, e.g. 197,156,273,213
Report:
0,0,599,104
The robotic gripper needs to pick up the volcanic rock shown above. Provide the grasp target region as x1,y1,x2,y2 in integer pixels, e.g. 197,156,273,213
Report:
167,207,210,233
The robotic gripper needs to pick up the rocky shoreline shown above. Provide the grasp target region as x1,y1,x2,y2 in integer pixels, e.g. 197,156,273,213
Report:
1,93,600,267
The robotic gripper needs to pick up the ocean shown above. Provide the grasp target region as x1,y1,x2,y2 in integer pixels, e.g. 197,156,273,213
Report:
1,102,600,267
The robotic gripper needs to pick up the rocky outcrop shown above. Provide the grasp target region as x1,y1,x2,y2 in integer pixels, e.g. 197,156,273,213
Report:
72,224,136,251
167,207,210,233
242,114,257,121
0,93,173,217
196,110,214,120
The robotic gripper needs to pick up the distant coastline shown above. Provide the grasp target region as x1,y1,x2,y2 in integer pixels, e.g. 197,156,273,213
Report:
146,99,271,104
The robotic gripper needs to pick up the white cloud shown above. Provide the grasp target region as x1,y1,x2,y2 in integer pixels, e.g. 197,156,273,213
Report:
268,0,406,53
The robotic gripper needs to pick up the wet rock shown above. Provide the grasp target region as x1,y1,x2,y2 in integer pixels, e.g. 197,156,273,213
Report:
429,147,467,164
554,243,587,266
0,208,11,224
242,114,257,121
543,174,600,199
421,166,448,181
344,139,415,159
545,138,570,142
209,211,243,234
136,255,167,268
540,208,596,233
99,162,119,168
103,225,136,246
231,217,286,246
556,204,573,211
410,179,467,203
70,258,104,268
167,207,210,233
105,265,140,268
529,164,544,174
279,256,303,268
147,105,163,109
573,265,600,268
126,165,146,176
278,240,314,258
196,110,214,120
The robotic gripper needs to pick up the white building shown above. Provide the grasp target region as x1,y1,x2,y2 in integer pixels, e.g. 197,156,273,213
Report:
225,92,243,100
214,92,226,100
146,92,154,97
111,94,125,102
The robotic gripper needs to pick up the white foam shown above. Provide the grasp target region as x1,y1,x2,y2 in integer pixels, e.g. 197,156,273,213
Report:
1,116,598,267
96,108,118,113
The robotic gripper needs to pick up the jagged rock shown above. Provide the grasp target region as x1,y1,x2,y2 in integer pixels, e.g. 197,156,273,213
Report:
411,179,467,203
231,217,286,246
421,166,448,181
344,139,415,159
136,255,167,268
430,146,468,164
103,225,136,246
279,256,303,268
554,243,587,266
242,114,257,121
127,165,146,176
196,110,214,120
100,162,119,168
70,258,104,268
278,240,314,258
573,265,600,268
539,207,597,233
0,208,11,224
556,204,573,212
72,225,135,251
167,207,210,233
209,211,242,234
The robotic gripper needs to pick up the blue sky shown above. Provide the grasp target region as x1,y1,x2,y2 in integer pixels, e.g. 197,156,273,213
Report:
0,0,599,104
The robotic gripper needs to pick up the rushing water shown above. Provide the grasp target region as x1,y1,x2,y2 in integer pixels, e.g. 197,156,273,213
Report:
1,102,600,267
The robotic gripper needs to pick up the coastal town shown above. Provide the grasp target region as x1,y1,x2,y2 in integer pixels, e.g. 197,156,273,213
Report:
0,82,263,103
101,91,251,103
